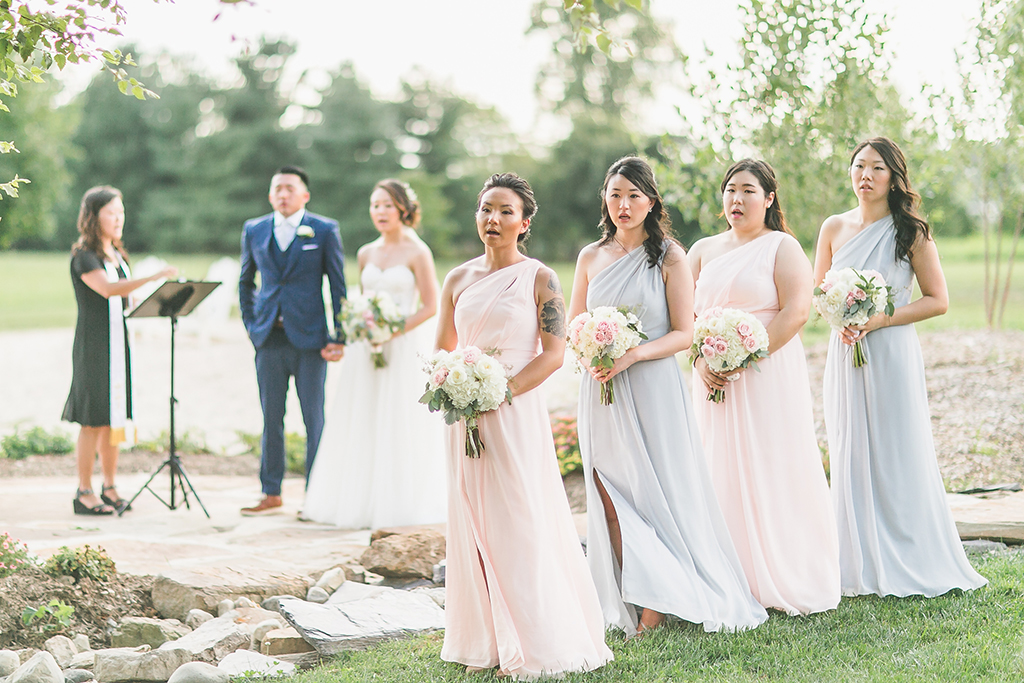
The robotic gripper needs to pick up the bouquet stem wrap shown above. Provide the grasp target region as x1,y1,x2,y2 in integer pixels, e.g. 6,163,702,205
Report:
465,417,484,458
852,339,867,367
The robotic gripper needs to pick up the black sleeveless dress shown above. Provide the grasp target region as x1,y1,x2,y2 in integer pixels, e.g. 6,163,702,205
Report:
61,248,132,426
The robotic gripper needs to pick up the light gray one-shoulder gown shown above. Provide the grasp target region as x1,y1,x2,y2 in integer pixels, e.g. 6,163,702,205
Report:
578,246,767,635
824,216,987,597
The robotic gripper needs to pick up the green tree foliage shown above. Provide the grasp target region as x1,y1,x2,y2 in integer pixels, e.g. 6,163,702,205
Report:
292,63,402,255
560,0,644,54
528,0,686,254
0,77,77,248
530,113,635,259
661,0,916,244
530,0,683,122
180,39,301,252
941,0,1024,327
0,0,166,218
391,74,528,257
59,49,214,253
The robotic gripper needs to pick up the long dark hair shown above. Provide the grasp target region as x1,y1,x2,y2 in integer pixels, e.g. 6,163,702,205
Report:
597,156,673,267
850,137,930,263
720,159,793,236
477,172,537,248
72,186,128,262
374,178,421,228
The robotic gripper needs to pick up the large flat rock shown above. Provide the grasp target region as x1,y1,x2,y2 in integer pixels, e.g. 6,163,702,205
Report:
948,492,1024,544
276,590,444,655
956,522,1024,544
153,570,309,621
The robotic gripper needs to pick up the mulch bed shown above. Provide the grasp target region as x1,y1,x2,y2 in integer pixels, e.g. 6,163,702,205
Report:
0,565,155,650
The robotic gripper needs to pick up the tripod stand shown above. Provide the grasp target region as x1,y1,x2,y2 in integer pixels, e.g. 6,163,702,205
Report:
121,281,219,517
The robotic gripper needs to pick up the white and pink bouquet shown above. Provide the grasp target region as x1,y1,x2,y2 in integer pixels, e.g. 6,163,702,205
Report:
567,306,647,405
813,267,895,367
691,307,770,403
419,346,512,458
339,291,405,368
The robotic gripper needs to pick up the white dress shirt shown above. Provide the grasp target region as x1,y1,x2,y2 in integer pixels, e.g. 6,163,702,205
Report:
273,209,306,252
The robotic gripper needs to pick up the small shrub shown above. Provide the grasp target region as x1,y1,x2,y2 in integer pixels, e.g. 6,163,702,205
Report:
237,430,306,476
43,545,116,582
22,599,74,633
0,532,36,577
1,426,74,460
131,429,212,455
284,433,306,475
551,413,582,476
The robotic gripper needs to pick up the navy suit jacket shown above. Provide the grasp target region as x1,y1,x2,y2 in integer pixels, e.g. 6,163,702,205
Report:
239,211,347,350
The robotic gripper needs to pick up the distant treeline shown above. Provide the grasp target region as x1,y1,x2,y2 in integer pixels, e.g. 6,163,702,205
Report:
2,0,1022,263
0,38,694,259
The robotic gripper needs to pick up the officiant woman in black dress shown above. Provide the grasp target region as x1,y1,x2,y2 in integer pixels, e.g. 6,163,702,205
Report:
62,186,177,515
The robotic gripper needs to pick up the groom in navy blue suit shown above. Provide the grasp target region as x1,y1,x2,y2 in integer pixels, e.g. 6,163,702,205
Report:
238,166,347,514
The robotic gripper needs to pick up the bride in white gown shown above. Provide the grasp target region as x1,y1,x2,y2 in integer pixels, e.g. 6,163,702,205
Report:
302,179,447,528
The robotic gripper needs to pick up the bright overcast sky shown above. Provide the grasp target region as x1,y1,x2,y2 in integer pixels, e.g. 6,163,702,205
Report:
58,0,979,144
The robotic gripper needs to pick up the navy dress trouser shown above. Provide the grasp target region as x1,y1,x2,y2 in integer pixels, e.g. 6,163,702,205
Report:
254,327,326,496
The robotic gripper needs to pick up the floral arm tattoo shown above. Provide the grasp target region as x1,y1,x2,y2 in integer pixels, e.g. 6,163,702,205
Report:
540,274,566,338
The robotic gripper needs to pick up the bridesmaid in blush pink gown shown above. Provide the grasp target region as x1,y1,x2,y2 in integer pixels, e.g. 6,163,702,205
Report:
688,159,841,616
435,173,612,679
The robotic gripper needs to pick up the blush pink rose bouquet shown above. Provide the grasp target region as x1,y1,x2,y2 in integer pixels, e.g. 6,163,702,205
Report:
566,306,647,405
339,291,406,368
691,306,769,403
813,267,895,367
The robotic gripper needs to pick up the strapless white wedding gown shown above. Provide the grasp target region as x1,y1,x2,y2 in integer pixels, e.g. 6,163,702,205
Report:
302,264,447,528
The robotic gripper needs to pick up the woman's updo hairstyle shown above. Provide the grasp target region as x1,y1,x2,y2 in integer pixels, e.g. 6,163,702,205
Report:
720,159,793,236
597,156,673,268
374,178,421,228
477,172,538,246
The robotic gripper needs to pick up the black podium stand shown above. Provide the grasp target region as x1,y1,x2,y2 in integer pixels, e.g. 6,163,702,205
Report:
122,280,220,517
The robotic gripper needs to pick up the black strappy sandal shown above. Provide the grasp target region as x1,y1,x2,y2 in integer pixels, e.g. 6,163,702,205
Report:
100,484,131,512
73,489,115,516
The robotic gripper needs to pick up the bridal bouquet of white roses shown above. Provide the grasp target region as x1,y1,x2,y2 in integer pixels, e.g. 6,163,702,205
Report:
419,346,512,458
566,306,647,405
691,306,770,403
339,291,405,368
813,267,895,367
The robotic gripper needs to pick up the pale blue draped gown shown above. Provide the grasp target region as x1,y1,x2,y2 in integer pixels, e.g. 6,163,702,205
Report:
578,246,768,635
824,216,987,597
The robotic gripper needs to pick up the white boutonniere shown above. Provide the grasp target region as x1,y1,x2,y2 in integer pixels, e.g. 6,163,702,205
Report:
296,226,315,238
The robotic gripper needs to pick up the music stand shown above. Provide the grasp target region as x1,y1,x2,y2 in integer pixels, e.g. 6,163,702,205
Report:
122,280,220,517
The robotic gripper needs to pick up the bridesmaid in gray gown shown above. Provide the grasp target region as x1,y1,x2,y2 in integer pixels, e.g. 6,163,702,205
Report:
813,137,987,597
570,157,767,636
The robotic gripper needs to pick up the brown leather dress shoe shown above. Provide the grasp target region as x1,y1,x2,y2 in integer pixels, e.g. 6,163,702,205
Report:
240,495,283,516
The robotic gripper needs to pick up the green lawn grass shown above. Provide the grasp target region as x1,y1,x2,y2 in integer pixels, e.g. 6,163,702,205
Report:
1,235,1021,333
287,550,1022,682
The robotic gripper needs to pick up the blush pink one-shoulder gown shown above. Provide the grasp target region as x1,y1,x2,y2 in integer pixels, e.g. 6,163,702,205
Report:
441,258,612,680
692,231,841,616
